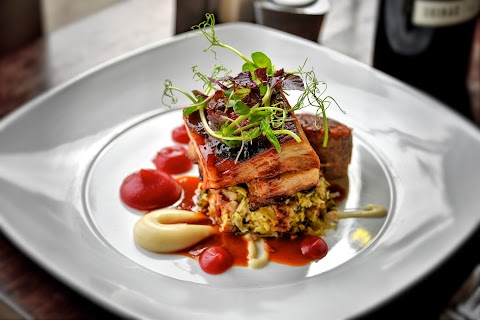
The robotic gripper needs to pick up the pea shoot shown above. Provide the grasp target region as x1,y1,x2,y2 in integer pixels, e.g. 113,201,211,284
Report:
162,13,342,152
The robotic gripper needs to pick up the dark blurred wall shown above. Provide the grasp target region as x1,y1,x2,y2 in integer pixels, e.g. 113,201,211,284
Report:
0,0,43,55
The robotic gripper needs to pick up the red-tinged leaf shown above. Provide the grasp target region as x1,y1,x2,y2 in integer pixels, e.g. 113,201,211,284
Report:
254,67,268,85
242,89,261,107
232,71,257,89
208,77,230,90
192,90,208,99
269,76,284,91
274,68,285,77
282,74,305,91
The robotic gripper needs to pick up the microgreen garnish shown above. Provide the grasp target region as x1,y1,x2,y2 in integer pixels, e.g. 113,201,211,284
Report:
162,13,342,153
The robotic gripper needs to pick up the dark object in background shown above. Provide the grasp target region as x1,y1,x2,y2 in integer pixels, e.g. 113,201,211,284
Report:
254,0,329,42
174,0,329,43
0,0,43,55
373,0,479,121
175,0,218,34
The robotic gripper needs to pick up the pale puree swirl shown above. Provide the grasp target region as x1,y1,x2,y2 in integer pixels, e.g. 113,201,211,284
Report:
133,209,215,253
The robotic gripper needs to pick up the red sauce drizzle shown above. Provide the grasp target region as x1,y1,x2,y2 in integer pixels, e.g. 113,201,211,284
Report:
120,169,182,211
172,124,190,144
152,146,193,175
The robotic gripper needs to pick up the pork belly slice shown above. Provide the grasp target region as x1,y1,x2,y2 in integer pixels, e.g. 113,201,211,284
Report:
246,167,320,210
184,110,320,190
297,113,352,180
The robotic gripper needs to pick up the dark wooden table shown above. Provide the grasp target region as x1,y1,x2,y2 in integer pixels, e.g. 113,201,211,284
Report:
1,1,479,319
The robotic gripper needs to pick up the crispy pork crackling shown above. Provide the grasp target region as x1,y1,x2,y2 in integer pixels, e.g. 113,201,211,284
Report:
185,95,321,210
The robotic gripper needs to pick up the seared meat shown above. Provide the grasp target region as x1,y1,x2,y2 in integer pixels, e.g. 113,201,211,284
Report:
297,113,352,180
246,168,320,210
184,110,320,193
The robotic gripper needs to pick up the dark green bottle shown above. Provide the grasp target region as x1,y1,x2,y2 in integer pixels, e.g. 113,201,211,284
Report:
373,0,479,120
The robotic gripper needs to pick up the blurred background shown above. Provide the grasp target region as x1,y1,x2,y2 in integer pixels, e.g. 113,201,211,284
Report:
1,0,479,122
0,0,479,319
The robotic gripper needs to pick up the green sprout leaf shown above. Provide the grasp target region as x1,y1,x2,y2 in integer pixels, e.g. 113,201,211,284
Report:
251,52,272,74
220,122,236,136
183,105,200,116
243,127,262,141
249,110,271,123
233,101,250,115
259,84,267,96
242,62,257,73
261,120,281,153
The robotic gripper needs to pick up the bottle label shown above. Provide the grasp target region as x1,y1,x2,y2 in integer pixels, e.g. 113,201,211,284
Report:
412,0,480,27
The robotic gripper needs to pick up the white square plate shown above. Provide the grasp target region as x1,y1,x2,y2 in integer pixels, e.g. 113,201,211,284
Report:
1,22,479,319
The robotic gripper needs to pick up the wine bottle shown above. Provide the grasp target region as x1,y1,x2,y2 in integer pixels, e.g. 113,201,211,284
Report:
373,0,479,120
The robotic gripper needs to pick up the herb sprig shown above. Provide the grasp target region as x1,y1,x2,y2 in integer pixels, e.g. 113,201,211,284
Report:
162,13,341,152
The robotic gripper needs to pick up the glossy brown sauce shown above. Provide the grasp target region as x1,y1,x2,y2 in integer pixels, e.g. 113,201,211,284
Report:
175,175,201,211
178,231,250,267
329,182,347,204
265,236,317,266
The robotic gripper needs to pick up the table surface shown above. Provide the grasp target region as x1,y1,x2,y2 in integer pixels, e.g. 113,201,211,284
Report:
1,0,479,319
